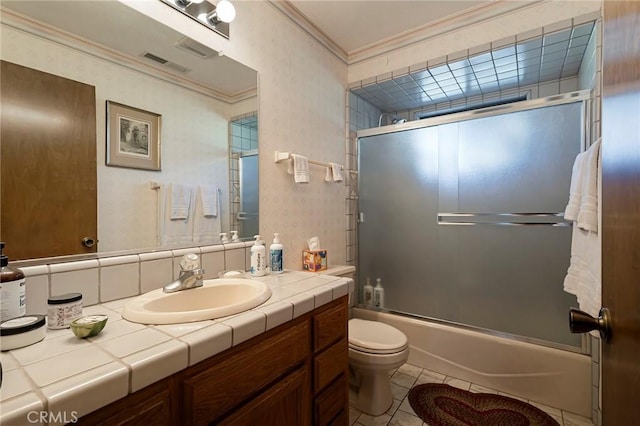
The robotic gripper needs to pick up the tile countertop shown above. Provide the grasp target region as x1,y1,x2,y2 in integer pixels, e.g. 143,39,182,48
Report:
0,270,354,426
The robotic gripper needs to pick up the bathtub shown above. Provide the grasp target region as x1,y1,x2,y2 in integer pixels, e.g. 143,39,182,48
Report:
353,307,592,417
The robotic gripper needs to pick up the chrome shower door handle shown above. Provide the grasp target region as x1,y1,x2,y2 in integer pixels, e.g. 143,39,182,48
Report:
569,307,612,342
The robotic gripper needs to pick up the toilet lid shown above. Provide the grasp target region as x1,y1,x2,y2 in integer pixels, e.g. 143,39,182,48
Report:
348,318,408,354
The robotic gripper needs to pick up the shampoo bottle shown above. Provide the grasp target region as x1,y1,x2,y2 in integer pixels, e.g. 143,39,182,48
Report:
373,278,384,308
363,278,373,307
269,233,283,274
0,242,26,321
250,235,267,277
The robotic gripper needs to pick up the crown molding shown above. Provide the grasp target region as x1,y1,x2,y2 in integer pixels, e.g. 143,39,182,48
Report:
271,0,547,67
0,7,255,104
347,0,546,65
268,1,348,64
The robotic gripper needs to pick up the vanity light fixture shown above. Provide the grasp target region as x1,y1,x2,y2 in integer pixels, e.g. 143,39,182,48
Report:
161,0,235,39
199,0,236,25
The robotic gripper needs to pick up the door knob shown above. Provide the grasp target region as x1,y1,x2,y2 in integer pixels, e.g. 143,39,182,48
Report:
82,237,96,248
569,307,612,342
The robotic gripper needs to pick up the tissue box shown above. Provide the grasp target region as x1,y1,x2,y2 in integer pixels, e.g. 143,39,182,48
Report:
303,249,327,272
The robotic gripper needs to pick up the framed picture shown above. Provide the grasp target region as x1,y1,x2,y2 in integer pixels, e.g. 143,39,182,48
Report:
106,101,161,171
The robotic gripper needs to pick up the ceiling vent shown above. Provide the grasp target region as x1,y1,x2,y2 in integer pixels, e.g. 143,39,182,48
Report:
141,52,191,74
175,37,218,59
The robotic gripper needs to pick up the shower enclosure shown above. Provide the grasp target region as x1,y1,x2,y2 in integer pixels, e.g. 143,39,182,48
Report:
357,93,588,349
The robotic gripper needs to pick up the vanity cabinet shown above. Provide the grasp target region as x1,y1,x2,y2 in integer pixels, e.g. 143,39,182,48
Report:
78,295,348,426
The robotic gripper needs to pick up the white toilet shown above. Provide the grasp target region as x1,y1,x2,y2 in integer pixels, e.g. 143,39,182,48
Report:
348,318,409,416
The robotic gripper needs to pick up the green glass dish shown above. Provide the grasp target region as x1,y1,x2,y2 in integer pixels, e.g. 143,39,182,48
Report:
70,314,109,338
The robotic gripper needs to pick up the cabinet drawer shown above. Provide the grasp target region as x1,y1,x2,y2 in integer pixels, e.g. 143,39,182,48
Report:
183,320,310,425
314,373,347,426
313,298,347,353
221,366,311,426
314,338,348,393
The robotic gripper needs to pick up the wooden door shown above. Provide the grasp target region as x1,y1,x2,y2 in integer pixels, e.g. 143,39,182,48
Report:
601,0,640,423
1,61,97,260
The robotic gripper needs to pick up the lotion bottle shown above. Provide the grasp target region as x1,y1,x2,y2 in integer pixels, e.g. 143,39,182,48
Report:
0,242,26,321
250,235,267,277
373,278,384,308
363,277,373,307
269,233,283,274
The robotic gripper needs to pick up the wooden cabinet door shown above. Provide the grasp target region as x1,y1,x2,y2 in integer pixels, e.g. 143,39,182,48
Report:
220,366,311,426
0,61,97,260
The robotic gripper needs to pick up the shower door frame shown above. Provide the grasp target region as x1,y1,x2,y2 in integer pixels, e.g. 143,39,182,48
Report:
355,90,592,354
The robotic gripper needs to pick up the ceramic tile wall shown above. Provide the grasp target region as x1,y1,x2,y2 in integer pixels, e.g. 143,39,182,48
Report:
0,25,232,253
21,243,254,316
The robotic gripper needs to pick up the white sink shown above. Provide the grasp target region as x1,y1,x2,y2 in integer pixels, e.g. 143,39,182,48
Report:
121,278,272,324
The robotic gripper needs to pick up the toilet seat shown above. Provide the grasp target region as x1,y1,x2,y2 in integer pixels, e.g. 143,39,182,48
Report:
349,319,408,355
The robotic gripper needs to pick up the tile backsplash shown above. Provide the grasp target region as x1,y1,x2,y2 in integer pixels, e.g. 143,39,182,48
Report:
20,242,254,316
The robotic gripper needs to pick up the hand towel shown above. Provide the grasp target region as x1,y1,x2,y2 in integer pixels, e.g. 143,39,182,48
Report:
576,138,601,232
564,151,588,222
330,162,344,182
324,166,332,182
287,154,310,183
169,183,192,220
199,184,219,217
159,183,194,247
193,187,222,244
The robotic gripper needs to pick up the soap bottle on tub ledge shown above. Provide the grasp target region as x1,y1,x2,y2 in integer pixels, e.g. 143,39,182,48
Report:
373,278,384,308
363,278,373,307
250,235,267,277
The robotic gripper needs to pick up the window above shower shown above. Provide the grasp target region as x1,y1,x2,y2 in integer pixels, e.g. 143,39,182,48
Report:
349,18,598,129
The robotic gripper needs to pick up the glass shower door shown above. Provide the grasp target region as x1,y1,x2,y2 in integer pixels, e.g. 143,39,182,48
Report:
358,101,584,347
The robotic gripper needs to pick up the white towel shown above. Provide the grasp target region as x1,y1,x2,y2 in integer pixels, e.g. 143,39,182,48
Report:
193,187,221,244
169,183,192,220
563,139,602,318
576,138,601,232
159,183,194,247
564,151,588,221
330,162,344,182
287,154,310,183
199,185,219,217
563,224,601,317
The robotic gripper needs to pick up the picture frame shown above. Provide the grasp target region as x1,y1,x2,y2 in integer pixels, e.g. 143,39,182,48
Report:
106,100,161,171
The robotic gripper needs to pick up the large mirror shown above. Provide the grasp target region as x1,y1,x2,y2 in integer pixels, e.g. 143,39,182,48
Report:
0,1,258,261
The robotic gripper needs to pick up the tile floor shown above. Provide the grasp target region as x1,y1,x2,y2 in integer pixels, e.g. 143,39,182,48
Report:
348,363,595,426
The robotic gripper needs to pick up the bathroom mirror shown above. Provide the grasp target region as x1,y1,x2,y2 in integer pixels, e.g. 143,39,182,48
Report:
0,1,258,261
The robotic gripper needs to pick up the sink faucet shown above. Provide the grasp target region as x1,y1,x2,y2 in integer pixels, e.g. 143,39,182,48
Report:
163,253,205,293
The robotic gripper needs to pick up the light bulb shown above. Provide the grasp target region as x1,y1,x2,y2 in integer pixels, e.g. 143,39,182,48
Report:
215,0,235,23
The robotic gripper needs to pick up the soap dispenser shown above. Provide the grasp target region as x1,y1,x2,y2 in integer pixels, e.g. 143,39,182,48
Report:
230,230,240,242
363,277,373,307
373,278,384,308
250,235,267,277
0,242,26,321
219,233,230,243
269,233,283,274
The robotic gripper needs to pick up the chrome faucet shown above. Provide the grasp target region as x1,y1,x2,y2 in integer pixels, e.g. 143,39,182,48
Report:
163,253,205,293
